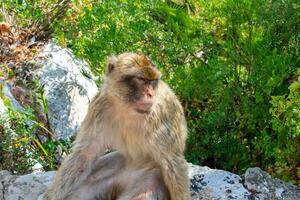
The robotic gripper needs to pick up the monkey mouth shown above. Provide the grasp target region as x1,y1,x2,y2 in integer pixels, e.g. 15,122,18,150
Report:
135,108,151,114
134,100,153,114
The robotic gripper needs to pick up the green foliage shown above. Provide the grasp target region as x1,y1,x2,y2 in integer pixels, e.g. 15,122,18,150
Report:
269,69,300,183
0,99,71,174
1,0,71,39
182,0,300,185
2,0,50,25
0,107,37,173
54,0,202,81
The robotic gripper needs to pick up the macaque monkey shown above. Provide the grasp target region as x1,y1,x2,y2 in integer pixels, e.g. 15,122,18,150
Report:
43,53,190,200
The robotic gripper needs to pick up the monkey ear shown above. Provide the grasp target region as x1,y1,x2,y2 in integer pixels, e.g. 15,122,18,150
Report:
106,56,117,74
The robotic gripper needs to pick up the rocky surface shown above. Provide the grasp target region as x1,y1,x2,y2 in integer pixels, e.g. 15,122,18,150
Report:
0,42,99,172
189,164,251,199
0,171,54,200
243,167,300,199
36,42,98,139
1,165,299,200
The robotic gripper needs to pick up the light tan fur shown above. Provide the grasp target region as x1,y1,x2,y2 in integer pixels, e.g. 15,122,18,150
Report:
43,53,190,200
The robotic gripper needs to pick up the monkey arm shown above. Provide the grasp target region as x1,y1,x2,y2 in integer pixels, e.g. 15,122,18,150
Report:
148,130,190,200
43,153,90,200
150,150,190,200
43,92,111,200
148,99,190,200
43,142,101,200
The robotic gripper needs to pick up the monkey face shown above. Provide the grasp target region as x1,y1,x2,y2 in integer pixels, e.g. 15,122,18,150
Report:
106,53,161,114
122,75,159,114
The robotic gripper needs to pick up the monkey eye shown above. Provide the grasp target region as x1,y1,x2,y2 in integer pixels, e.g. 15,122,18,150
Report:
136,77,148,84
136,77,158,87
151,79,159,87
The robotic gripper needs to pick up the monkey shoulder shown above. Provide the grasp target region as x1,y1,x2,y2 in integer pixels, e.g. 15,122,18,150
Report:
157,81,184,114
145,82,186,151
89,89,111,109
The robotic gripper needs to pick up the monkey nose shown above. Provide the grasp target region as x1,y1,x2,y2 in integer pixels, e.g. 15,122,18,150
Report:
147,92,153,97
146,87,154,97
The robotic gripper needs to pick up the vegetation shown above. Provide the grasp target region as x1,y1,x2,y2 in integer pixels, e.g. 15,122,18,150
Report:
0,106,71,173
0,73,71,172
0,0,299,185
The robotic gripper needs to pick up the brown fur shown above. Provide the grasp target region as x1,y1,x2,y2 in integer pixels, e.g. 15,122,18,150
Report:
43,53,190,200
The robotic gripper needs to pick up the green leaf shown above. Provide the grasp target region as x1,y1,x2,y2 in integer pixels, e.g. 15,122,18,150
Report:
289,82,300,92
255,92,264,103
3,98,11,107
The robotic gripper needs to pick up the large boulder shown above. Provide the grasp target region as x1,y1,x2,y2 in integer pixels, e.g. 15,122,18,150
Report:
0,42,99,173
189,164,251,199
1,42,98,139
0,170,54,200
0,165,299,200
243,167,300,199
36,42,98,139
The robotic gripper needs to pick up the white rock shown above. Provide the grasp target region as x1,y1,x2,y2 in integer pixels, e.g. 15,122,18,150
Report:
1,172,55,200
0,97,6,114
36,42,98,139
188,164,251,200
31,162,44,173
244,167,300,200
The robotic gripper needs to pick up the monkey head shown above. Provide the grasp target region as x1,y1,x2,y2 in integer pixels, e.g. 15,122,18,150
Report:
105,53,161,114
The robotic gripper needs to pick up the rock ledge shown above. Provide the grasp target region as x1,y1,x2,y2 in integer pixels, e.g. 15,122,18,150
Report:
1,165,299,200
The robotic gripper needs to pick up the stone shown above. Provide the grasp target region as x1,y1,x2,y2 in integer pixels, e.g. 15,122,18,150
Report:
1,42,98,140
36,42,98,139
0,171,55,200
189,164,252,200
1,166,299,200
244,167,300,200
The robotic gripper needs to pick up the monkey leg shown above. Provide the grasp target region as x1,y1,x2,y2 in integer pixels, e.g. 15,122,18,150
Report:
117,164,170,200
156,154,190,200
43,151,95,200
124,184,169,200
90,153,169,200
66,151,125,200
66,152,169,200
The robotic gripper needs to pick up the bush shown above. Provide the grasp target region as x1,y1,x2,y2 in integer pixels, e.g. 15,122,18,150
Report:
0,105,71,173
54,0,202,82
183,0,300,185
1,0,71,40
